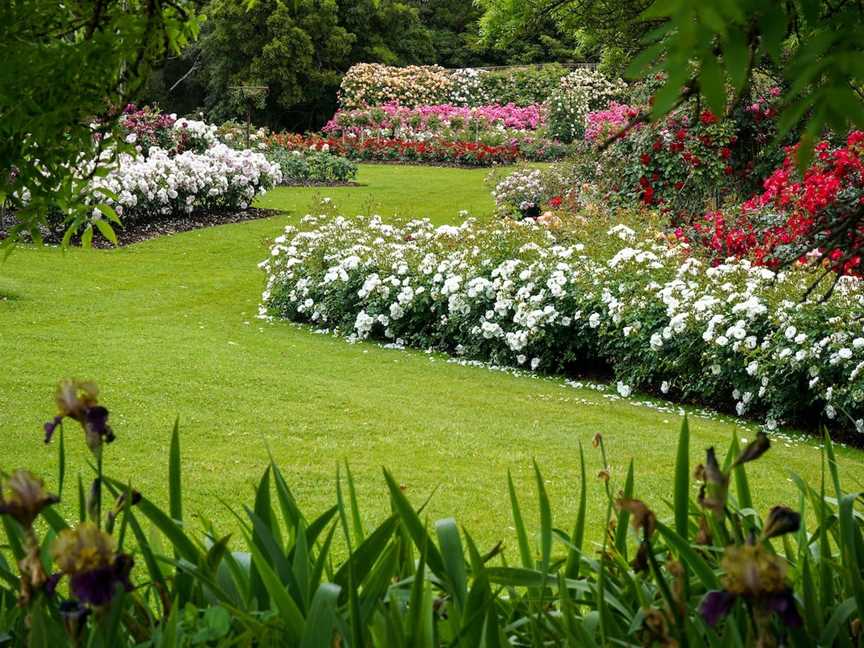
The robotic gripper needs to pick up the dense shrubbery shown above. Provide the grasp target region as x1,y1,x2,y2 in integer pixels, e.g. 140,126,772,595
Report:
680,132,864,277
337,63,570,110
94,145,281,224
2,381,862,645
544,68,628,143
267,148,358,185
262,213,864,437
322,103,544,140
338,63,453,110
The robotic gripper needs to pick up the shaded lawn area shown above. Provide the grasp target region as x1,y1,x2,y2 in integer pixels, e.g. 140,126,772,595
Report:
1,164,861,550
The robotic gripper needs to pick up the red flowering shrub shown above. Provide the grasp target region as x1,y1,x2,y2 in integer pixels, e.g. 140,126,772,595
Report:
682,132,864,276
585,106,742,214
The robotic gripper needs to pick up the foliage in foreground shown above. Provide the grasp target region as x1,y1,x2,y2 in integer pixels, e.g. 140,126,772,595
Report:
1,382,862,646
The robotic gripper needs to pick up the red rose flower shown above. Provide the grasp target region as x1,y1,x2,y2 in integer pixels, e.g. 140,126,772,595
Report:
700,110,718,125
640,153,651,165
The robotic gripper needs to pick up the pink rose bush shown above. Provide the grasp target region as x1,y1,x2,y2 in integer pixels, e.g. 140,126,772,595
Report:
323,103,545,139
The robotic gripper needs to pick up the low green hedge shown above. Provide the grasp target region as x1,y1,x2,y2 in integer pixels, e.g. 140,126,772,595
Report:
267,148,358,185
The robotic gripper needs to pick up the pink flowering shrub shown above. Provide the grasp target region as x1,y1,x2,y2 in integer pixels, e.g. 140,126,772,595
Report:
584,102,640,142
323,103,545,139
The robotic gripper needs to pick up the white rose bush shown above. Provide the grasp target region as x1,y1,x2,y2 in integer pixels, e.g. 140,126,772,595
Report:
261,213,864,438
92,143,281,224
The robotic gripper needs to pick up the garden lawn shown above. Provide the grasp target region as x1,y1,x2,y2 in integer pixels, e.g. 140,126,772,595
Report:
1,164,861,551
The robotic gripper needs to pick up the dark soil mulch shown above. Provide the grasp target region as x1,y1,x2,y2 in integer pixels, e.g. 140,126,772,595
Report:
93,207,287,247
0,208,286,248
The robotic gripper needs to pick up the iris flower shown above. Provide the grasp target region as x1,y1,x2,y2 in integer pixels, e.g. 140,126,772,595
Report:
50,523,134,606
44,380,115,454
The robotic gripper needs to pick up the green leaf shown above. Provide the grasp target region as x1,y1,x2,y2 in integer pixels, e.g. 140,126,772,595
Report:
169,418,182,523
435,517,467,611
104,475,201,563
57,425,66,501
507,469,533,569
533,460,552,575
674,417,690,539
655,521,720,589
81,224,93,248
94,218,118,245
248,540,305,641
299,584,342,648
699,55,726,116
333,514,399,591
564,441,587,580
722,30,750,95
614,460,635,558
382,469,445,578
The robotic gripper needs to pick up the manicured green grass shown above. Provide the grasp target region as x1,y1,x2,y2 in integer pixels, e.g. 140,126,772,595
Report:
257,163,498,223
1,164,860,549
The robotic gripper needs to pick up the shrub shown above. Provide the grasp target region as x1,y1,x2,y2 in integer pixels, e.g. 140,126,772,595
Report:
119,105,217,155
584,101,640,142
1,382,862,645
322,103,545,139
267,148,357,184
92,144,281,223
215,120,270,151
545,68,628,142
447,67,491,106
479,63,569,107
575,106,742,215
338,63,453,109
262,213,864,436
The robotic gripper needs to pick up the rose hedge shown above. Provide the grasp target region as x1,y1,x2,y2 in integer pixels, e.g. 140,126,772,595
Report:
261,214,864,438
93,143,281,224
322,103,545,139
268,133,570,166
338,63,571,109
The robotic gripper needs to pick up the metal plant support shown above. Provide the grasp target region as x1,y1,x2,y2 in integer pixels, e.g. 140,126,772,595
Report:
229,84,269,148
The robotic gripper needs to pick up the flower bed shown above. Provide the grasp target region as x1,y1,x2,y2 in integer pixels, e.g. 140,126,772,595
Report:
269,133,523,166
261,214,864,438
338,63,569,109
338,63,453,109
322,102,545,139
93,143,281,223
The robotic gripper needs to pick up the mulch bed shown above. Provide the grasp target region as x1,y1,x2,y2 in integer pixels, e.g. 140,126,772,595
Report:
1,208,286,248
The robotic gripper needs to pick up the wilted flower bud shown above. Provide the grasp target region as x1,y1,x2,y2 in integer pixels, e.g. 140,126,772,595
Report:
698,448,728,515
592,433,602,448
732,432,770,468
762,506,801,539
616,498,657,539
0,470,59,529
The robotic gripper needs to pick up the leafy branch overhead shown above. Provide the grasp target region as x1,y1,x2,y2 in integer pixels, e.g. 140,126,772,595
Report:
627,0,864,163
0,0,202,247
